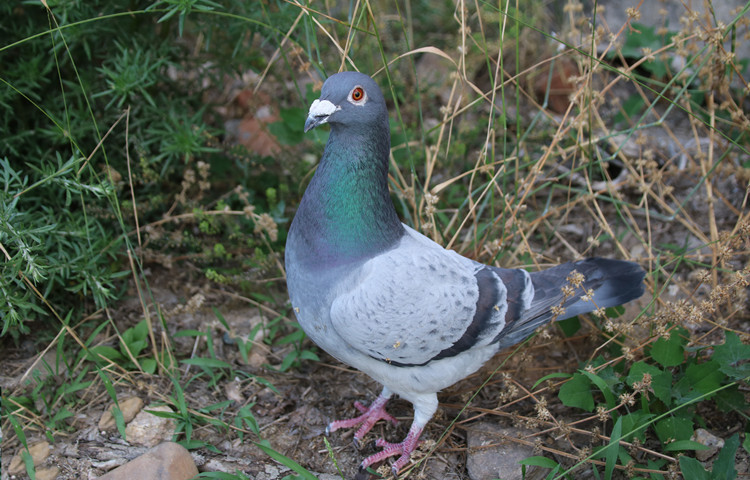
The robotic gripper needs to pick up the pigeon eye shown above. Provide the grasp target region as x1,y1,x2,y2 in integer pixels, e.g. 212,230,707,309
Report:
349,86,366,104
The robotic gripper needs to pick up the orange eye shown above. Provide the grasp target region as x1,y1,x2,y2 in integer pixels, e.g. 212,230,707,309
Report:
351,86,364,101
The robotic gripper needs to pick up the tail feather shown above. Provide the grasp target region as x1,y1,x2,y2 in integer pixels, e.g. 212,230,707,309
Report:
561,259,646,318
494,258,645,348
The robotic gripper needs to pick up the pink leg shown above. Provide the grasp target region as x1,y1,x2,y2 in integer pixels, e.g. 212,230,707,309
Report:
360,423,423,476
329,390,437,475
326,390,398,447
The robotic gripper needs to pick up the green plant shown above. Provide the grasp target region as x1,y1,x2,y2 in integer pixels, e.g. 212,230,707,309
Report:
0,156,126,337
6,410,36,479
548,327,749,478
88,319,158,373
255,440,319,480
273,323,320,372
197,472,252,480
0,0,292,337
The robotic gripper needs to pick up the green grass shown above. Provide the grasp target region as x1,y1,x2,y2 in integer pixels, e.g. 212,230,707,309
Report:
1,0,749,479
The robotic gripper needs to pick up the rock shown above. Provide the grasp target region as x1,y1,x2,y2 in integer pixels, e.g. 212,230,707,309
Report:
415,53,460,106
225,379,244,404
99,396,145,431
256,463,285,480
246,350,269,368
202,458,234,473
97,442,198,480
692,428,724,461
124,404,177,447
416,446,462,479
35,466,60,480
8,440,51,475
466,423,544,480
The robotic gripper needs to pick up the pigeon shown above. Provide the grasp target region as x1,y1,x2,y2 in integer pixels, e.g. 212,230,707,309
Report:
285,71,646,475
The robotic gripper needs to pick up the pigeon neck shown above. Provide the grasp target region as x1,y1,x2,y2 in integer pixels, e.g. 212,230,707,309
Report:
293,126,403,265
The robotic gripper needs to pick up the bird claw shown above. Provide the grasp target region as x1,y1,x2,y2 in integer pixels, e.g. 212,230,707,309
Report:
327,393,424,475
358,426,423,477
326,394,397,444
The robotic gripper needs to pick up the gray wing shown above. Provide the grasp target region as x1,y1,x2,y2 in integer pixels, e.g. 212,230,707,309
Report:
329,227,519,367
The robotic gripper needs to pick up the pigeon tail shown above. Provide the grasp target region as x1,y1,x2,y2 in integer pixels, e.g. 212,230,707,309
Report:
555,258,646,318
494,258,646,349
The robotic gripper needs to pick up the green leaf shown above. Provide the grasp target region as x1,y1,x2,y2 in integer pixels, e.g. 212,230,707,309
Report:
715,384,745,412
255,440,318,480
614,95,647,124
277,328,306,345
582,370,617,408
625,361,658,386
144,408,181,420
88,345,125,363
121,339,148,358
679,456,710,480
604,305,625,319
298,350,319,362
655,416,694,443
180,358,232,369
62,380,93,396
179,439,221,453
133,318,149,341
663,440,710,452
713,332,750,381
174,329,206,338
713,433,739,480
97,369,127,438
122,319,149,346
604,416,622,480
21,449,37,480
532,372,572,390
559,373,594,412
51,407,75,424
249,374,278,394
197,472,250,479
650,327,688,368
625,361,671,403
556,316,581,337
212,307,230,330
619,411,654,443
250,292,275,303
236,405,260,436
617,23,676,77
278,351,298,372
140,358,157,374
673,360,723,403
518,456,559,468
268,108,307,146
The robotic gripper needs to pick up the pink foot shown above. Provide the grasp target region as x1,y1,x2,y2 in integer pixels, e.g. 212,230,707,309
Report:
359,425,423,476
326,393,398,447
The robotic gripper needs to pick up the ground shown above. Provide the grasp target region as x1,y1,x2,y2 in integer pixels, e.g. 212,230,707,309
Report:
2,257,748,479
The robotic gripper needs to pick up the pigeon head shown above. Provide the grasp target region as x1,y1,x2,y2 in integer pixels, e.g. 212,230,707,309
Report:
304,71,388,134
289,71,403,266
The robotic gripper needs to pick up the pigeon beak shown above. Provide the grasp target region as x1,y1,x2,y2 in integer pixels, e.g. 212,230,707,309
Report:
304,98,340,132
